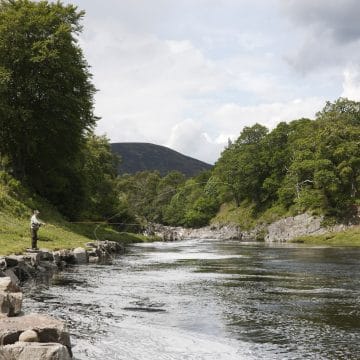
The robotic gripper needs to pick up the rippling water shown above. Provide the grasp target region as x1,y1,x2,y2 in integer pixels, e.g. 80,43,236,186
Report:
23,239,360,359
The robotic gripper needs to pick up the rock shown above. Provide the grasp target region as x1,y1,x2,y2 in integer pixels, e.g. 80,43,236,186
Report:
4,269,20,288
0,277,20,293
4,255,24,268
88,256,99,264
19,329,39,342
73,248,88,265
265,213,326,242
7,292,23,316
39,250,54,262
23,252,41,267
0,342,71,360
0,291,23,317
0,277,23,317
0,313,71,355
53,250,76,265
0,258,7,271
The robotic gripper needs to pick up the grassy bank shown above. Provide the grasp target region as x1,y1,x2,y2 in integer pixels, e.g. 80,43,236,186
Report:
212,201,360,246
292,226,360,247
0,175,155,256
212,201,290,230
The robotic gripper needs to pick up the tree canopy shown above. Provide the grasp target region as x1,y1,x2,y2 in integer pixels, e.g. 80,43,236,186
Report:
0,0,97,216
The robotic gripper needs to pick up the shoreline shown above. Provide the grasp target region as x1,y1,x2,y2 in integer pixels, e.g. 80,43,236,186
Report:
150,213,360,247
0,240,126,359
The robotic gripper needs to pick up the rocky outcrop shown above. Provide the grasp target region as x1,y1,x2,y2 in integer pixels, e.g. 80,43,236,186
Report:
149,212,356,243
0,276,72,359
265,213,325,242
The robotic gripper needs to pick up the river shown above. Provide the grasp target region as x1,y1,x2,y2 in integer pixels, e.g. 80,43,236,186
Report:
23,238,360,359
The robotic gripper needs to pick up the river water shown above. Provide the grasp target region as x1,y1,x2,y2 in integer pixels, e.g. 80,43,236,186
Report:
23,238,360,359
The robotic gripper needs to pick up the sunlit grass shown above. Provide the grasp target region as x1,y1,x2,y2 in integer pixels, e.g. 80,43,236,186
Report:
0,180,156,256
293,226,360,246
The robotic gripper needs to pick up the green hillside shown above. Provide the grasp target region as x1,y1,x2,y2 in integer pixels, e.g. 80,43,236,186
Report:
111,142,212,177
0,172,151,256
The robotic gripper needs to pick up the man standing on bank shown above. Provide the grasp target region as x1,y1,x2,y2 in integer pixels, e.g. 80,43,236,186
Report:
30,210,45,250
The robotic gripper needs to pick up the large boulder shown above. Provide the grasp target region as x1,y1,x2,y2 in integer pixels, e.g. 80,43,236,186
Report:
0,313,71,355
0,342,71,360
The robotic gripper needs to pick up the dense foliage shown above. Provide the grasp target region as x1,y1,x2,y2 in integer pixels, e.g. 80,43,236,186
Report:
214,98,360,220
116,170,219,228
0,0,97,217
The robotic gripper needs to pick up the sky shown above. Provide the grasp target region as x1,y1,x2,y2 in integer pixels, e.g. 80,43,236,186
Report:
62,0,360,163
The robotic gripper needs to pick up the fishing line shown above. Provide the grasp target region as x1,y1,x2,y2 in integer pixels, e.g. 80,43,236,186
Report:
92,178,229,241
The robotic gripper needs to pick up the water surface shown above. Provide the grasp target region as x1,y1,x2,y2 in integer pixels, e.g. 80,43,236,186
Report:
23,239,360,359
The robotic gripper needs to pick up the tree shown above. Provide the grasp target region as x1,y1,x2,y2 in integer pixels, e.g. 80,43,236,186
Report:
214,124,269,207
0,0,97,216
80,134,119,220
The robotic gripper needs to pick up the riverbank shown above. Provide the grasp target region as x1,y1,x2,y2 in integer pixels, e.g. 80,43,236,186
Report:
0,240,128,359
151,212,360,247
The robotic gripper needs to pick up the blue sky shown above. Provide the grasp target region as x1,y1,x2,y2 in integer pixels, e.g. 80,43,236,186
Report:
63,0,360,163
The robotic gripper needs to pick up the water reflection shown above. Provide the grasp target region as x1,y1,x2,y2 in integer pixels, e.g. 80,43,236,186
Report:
23,239,360,359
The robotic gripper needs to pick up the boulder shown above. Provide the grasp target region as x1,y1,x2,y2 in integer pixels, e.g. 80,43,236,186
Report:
0,342,71,360
53,250,75,265
73,248,88,265
0,277,20,293
4,269,20,288
19,329,39,342
0,278,23,317
4,255,24,268
0,313,68,343
23,252,41,267
0,313,71,355
39,250,54,262
0,258,6,271
0,292,23,317
7,292,23,316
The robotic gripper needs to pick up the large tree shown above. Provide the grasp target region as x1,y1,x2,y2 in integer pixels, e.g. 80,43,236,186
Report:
0,0,97,216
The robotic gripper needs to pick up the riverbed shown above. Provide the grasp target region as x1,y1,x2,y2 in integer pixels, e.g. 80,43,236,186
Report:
23,238,360,359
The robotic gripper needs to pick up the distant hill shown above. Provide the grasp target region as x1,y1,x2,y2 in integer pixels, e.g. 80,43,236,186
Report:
111,142,212,177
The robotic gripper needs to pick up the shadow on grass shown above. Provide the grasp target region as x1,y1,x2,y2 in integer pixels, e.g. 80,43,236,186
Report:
39,236,54,242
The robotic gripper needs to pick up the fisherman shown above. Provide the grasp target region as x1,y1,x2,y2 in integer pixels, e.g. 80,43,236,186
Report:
30,210,45,250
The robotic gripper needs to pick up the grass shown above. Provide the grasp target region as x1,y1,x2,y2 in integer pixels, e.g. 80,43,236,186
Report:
292,226,360,246
212,201,289,230
0,211,156,256
0,173,158,256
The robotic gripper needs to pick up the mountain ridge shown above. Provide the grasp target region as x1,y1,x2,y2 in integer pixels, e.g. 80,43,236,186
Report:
111,142,212,177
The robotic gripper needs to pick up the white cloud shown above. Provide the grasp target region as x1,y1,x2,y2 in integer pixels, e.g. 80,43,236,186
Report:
210,97,324,138
342,68,360,101
58,0,352,164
